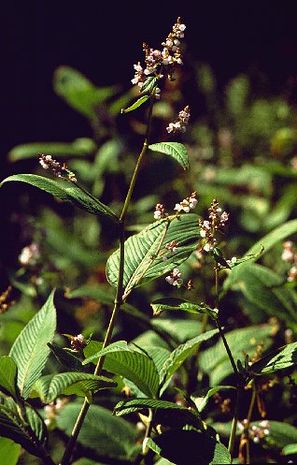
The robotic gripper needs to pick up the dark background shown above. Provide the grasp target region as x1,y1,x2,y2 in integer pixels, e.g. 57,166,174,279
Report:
1,1,297,278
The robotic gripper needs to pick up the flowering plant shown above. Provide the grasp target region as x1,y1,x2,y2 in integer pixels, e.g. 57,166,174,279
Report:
1,16,297,465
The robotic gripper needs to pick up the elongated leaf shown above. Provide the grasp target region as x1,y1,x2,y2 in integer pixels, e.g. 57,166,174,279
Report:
147,430,231,465
151,298,218,319
48,343,83,371
9,291,57,398
25,405,48,446
57,403,138,459
0,356,18,399
149,142,189,170
199,324,273,385
121,95,150,113
106,214,200,298
251,342,297,376
0,398,43,456
54,66,116,118
224,219,297,291
83,341,159,397
31,372,116,403
9,138,96,161
115,398,201,429
160,329,219,394
283,443,297,455
1,174,117,220
0,438,21,465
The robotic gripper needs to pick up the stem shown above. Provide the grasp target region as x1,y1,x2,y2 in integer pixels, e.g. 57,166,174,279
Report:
60,97,155,465
216,319,239,378
240,381,257,464
228,387,241,460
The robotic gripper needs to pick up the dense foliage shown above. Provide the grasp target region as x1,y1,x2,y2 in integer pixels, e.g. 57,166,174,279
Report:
1,18,297,465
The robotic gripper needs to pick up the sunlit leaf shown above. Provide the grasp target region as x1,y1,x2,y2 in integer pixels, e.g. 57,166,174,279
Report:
149,142,190,170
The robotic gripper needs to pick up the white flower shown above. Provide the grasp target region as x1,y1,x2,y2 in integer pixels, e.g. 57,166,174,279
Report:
165,268,183,286
203,242,213,252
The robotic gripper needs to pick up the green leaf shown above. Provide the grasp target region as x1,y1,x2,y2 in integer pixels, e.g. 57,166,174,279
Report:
48,343,83,371
31,372,116,403
0,356,18,399
191,386,235,413
9,138,96,162
25,405,48,446
159,329,219,394
115,398,201,429
54,66,116,118
83,341,159,397
251,342,297,376
224,219,297,291
283,443,297,455
9,291,57,398
57,402,137,460
121,95,150,113
147,430,231,465
151,298,218,319
106,214,200,299
0,398,44,456
0,438,21,465
1,174,117,220
149,142,190,170
199,324,273,385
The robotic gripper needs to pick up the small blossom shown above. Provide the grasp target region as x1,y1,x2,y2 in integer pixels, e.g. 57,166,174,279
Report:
154,203,166,220
288,265,297,282
165,240,179,253
39,154,77,182
282,241,295,263
226,256,237,267
0,286,14,314
174,191,197,214
166,105,190,134
165,268,183,286
44,398,68,426
70,334,86,351
18,243,40,266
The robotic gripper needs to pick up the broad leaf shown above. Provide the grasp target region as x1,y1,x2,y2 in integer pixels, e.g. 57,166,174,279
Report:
160,329,219,394
251,342,297,376
83,341,159,397
151,298,218,319
0,438,21,465
147,430,231,465
115,398,201,429
106,214,200,298
1,174,117,220
9,291,57,398
57,402,138,460
48,343,83,371
121,95,150,113
0,356,18,399
283,444,297,455
54,66,116,118
31,372,116,403
149,142,189,170
9,138,96,161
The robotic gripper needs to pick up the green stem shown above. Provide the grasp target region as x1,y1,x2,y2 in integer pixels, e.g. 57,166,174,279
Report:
59,97,155,465
228,386,241,460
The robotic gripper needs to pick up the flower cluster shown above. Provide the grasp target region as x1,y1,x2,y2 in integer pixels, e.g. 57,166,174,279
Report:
0,286,14,314
174,191,197,213
44,398,68,427
281,241,297,282
154,203,167,220
165,240,179,253
165,268,183,287
238,420,270,444
131,17,186,91
70,334,86,351
39,154,77,182
166,105,191,134
18,243,40,266
199,199,229,252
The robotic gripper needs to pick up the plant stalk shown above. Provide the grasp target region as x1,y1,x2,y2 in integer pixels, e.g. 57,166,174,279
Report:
60,97,155,465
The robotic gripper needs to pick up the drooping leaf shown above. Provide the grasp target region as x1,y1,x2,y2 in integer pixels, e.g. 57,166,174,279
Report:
251,342,297,376
114,398,201,429
159,329,219,394
54,66,116,118
83,341,159,397
147,430,231,465
151,298,218,319
57,402,138,460
121,95,150,113
0,398,44,456
9,291,57,398
9,138,96,161
106,214,200,299
0,438,21,465
149,142,190,170
31,372,117,403
48,343,83,372
0,356,18,399
1,174,117,220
